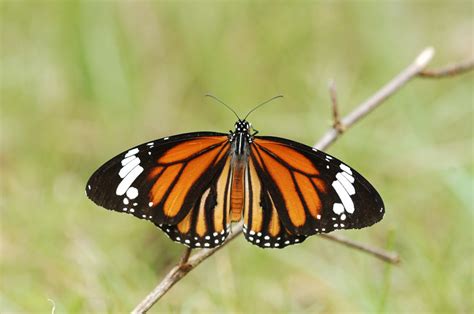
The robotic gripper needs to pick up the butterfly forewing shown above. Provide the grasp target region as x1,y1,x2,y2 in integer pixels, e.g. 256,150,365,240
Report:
86,132,231,231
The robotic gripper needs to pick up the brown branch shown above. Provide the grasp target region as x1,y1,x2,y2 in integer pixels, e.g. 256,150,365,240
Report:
328,80,345,133
131,223,243,314
319,233,400,264
132,47,469,313
178,248,192,269
315,47,435,149
419,59,474,78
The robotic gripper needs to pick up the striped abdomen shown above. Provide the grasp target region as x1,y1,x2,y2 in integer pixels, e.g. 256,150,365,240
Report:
230,161,245,221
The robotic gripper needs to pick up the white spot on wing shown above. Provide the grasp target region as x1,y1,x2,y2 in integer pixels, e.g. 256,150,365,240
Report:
125,148,139,158
342,171,355,183
116,166,144,196
119,157,140,178
121,155,136,166
126,187,139,199
332,181,355,213
336,172,355,195
333,203,344,215
340,163,352,175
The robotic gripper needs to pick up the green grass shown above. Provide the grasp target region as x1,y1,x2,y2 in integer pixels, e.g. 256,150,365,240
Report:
1,1,473,313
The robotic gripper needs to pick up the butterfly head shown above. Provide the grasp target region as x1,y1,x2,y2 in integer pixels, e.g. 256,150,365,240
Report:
229,120,254,145
234,120,251,134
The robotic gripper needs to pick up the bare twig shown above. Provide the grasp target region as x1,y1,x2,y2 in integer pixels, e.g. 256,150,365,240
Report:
132,47,470,313
315,47,435,149
178,248,192,269
419,59,474,78
131,224,242,314
328,80,345,133
320,233,400,264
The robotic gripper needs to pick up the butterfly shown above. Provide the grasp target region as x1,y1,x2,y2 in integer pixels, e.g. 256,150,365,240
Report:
86,97,385,249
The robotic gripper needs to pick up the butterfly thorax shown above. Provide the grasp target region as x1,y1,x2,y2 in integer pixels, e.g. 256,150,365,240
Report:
228,120,252,221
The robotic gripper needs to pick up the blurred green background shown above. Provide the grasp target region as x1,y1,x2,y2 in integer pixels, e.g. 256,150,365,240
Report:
1,1,473,313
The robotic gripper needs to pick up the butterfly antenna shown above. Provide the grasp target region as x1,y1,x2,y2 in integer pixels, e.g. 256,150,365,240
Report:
205,94,241,120
244,95,283,120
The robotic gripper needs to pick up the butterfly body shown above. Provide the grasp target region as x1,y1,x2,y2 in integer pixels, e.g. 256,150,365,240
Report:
86,120,384,249
229,120,253,221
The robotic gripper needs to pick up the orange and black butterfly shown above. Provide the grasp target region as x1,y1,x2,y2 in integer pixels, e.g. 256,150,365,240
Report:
86,98,384,249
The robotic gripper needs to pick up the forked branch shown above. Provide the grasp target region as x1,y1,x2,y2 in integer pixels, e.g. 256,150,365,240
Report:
132,47,472,313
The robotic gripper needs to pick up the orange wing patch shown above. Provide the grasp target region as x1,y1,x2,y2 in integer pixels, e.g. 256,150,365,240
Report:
253,144,306,227
250,138,329,234
159,137,227,164
195,189,210,237
147,136,229,223
163,145,222,217
243,157,308,248
255,139,319,175
267,198,281,237
294,172,321,219
177,208,193,234
149,164,182,206
213,158,231,233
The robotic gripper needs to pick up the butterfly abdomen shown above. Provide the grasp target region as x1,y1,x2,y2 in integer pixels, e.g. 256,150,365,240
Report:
230,162,245,221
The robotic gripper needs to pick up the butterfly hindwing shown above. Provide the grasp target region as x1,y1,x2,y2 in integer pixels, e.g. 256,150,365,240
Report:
155,155,233,248
86,132,230,227
249,136,385,239
243,156,307,248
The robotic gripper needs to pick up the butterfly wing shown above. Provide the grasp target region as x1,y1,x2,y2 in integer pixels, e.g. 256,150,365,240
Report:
86,132,233,248
243,136,384,248
243,155,308,248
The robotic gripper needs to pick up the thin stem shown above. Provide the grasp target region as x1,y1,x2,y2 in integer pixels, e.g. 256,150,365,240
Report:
314,47,435,150
319,234,400,264
328,80,345,133
131,224,242,313
419,59,474,78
